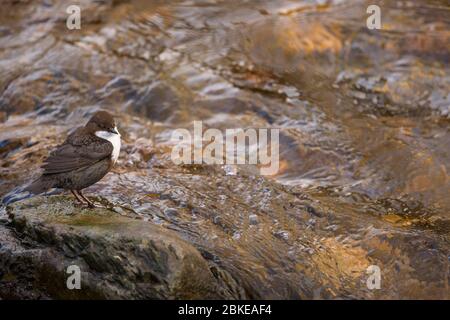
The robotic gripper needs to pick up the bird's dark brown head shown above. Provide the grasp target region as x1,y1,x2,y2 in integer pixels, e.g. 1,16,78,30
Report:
85,111,118,134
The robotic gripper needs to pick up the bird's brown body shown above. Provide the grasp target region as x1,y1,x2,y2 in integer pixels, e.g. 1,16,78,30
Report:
25,111,120,207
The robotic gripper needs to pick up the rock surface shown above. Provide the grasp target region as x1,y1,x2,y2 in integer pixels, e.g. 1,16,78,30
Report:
0,196,237,299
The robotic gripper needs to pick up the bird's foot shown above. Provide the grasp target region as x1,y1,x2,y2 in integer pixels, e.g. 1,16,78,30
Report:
71,190,103,209
87,202,101,209
73,201,101,209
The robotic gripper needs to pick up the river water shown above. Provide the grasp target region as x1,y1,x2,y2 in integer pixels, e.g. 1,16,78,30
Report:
0,0,449,299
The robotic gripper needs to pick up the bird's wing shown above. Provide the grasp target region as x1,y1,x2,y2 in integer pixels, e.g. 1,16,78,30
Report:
41,131,113,175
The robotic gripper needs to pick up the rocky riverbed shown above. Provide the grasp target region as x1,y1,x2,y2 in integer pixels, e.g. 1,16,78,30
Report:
0,0,449,299
1,166,448,299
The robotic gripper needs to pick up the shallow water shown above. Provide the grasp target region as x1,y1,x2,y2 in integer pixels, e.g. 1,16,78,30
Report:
0,0,449,299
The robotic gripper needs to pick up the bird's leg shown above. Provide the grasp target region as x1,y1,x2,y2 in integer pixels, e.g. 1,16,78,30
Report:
71,190,86,205
77,190,97,208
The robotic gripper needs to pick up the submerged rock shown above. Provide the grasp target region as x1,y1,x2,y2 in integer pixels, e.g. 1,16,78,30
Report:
0,196,237,299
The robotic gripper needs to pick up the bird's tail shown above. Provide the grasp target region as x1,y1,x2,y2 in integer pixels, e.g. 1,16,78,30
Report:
24,176,55,195
2,177,58,206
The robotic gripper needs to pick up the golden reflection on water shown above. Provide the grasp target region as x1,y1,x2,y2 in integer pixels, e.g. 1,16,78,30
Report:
0,0,449,299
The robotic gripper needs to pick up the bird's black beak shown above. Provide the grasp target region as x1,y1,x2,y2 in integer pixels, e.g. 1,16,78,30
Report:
109,127,119,135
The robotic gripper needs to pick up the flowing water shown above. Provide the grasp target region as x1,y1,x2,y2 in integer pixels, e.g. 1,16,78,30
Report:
0,0,449,299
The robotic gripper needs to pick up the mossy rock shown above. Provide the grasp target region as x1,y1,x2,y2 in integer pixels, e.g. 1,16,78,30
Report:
0,196,235,299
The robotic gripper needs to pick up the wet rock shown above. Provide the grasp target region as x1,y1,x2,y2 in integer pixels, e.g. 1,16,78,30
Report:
0,138,28,158
0,68,101,118
131,82,179,123
0,196,236,299
164,208,179,218
248,214,258,225
273,230,289,241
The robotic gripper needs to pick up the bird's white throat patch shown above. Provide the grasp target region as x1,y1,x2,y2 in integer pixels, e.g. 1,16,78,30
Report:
95,127,121,163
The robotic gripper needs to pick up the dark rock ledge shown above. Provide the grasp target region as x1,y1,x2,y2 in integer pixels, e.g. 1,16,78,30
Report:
0,196,236,299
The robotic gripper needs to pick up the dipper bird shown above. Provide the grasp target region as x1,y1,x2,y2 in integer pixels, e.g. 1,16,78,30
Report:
24,110,121,207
